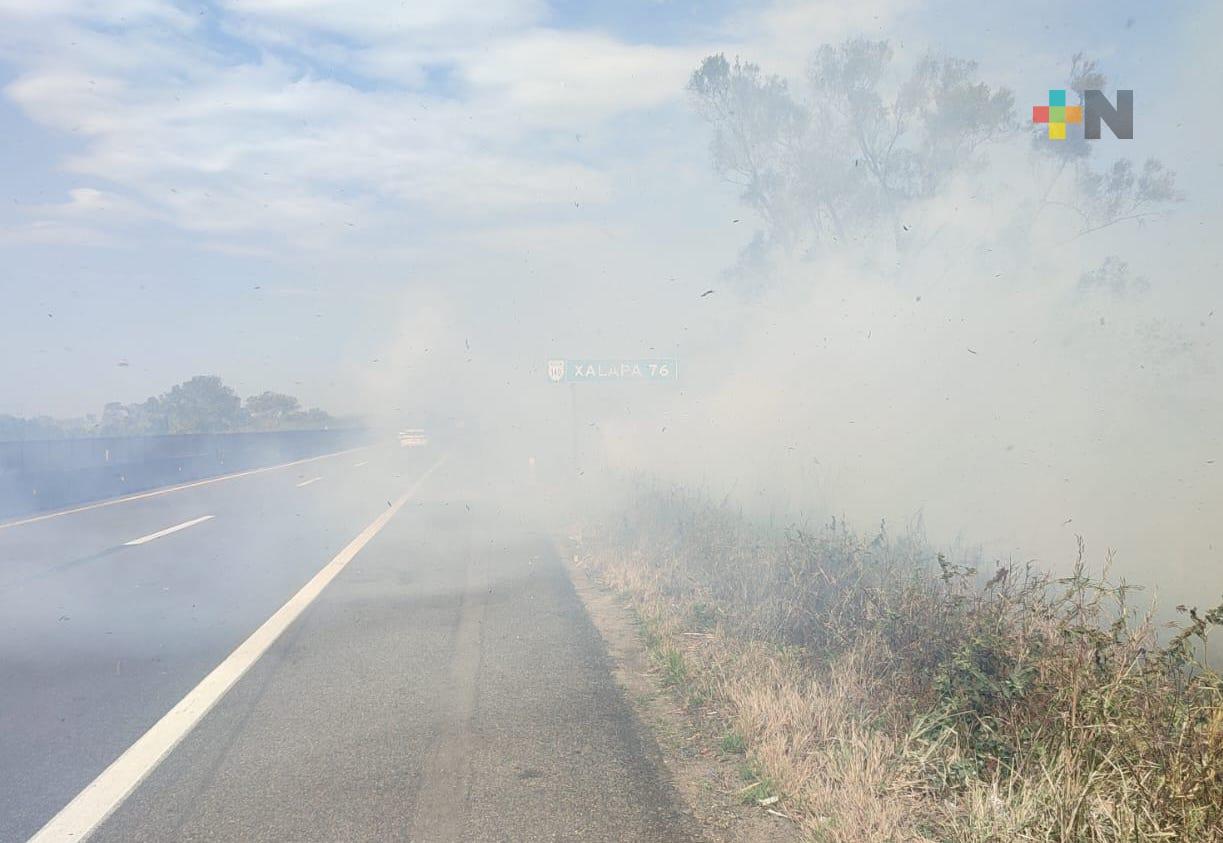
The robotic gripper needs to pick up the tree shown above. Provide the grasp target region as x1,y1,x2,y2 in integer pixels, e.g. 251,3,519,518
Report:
1,377,340,441
161,375,243,434
688,55,807,245
1077,255,1150,298
245,391,301,429
296,407,333,429
689,43,1179,272
689,41,1013,256
99,402,129,433
0,415,75,441
1032,53,1181,237
807,42,1013,220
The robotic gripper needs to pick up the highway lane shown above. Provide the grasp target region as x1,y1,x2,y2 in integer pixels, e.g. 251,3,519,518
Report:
90,495,697,842
2,447,700,842
0,444,428,841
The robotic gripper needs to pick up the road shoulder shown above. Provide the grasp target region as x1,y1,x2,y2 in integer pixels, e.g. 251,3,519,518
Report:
563,546,801,843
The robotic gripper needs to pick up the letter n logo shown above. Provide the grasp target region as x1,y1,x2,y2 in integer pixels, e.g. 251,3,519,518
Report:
1084,90,1133,139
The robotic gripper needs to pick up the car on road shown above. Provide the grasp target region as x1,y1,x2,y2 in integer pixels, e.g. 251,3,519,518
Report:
398,429,428,447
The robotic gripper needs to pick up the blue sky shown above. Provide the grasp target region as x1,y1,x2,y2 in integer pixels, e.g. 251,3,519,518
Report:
0,0,1214,418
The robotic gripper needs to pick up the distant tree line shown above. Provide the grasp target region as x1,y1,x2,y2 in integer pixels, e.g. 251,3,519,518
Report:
0,376,345,441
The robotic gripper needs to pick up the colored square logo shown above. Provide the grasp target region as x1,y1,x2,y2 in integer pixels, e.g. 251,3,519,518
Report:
1033,90,1076,141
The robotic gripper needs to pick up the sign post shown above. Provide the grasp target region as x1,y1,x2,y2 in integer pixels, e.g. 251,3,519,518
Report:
570,381,578,475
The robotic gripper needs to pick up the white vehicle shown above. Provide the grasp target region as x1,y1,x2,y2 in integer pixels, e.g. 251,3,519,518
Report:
398,429,428,447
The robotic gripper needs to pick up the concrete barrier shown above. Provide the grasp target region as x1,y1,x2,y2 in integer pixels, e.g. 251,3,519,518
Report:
0,429,370,520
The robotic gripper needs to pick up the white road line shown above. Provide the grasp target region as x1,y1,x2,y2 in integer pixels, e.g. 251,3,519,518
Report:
29,455,446,843
353,461,368,467
123,516,215,547
295,476,323,488
0,446,370,532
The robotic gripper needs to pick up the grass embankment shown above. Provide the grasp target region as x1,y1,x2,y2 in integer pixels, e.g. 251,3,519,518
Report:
577,488,1223,842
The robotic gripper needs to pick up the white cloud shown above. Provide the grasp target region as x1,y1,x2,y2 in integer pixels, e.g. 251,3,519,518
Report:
0,0,192,26
219,0,544,43
461,29,701,118
721,0,917,75
38,187,153,219
0,218,117,246
0,0,720,250
0,0,916,253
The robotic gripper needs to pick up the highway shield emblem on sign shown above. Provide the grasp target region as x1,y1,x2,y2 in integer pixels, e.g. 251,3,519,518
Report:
547,359,566,382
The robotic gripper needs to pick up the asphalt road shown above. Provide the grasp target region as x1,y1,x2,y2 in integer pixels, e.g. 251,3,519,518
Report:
0,445,699,842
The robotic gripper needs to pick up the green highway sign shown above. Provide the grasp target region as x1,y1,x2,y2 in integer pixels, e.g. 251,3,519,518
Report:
547,358,677,383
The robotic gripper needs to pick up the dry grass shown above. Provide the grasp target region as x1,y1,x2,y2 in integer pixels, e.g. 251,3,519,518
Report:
577,486,1223,842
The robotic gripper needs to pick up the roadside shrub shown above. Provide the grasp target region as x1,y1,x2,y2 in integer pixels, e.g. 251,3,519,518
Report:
579,484,1223,842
